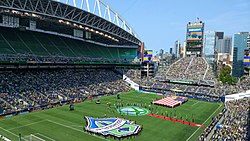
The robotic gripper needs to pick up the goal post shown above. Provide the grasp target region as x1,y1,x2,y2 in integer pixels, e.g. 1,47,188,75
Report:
27,134,45,141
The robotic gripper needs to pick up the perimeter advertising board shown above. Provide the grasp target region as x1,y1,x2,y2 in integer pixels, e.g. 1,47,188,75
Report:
244,49,250,65
143,50,153,63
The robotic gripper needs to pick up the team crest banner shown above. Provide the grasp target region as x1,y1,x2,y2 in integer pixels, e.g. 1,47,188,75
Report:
84,117,141,138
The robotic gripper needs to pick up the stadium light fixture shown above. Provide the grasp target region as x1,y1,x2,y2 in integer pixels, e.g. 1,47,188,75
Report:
11,10,19,14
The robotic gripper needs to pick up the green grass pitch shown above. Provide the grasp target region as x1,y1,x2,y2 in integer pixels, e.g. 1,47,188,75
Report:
0,91,224,141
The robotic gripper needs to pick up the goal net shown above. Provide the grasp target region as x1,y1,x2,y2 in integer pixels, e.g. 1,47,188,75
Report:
23,134,45,141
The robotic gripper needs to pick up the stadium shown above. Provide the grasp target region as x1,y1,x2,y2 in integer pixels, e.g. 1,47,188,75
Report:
0,0,249,141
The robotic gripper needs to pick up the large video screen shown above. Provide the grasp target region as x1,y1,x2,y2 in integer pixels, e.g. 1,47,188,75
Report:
187,32,202,41
244,49,250,65
187,41,202,48
187,27,203,41
187,23,203,40
187,28,202,32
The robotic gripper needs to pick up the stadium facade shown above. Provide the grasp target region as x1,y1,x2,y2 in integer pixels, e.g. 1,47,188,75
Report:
0,0,143,68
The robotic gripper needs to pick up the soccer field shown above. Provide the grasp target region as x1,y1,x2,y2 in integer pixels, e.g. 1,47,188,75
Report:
0,91,223,141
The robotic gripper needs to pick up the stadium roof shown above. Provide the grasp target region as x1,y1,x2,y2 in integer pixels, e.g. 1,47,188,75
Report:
0,0,141,45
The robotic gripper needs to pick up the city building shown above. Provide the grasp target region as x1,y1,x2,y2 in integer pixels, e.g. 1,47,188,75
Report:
223,36,233,54
204,31,216,64
248,34,250,48
216,36,232,54
215,32,224,53
232,32,249,77
216,32,224,40
182,41,187,57
175,40,181,58
159,49,164,59
186,21,204,57
170,48,173,54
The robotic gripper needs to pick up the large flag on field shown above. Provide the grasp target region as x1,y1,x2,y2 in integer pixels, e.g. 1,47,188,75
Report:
153,96,187,108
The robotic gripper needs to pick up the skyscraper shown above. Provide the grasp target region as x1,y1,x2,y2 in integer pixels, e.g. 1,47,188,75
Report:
170,48,173,54
216,32,224,40
248,34,250,48
175,40,181,58
214,32,224,53
223,36,232,54
204,31,216,64
232,32,249,77
159,49,164,58
186,21,204,56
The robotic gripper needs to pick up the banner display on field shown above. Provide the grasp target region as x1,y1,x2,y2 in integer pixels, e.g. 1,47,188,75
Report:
123,75,139,90
84,117,141,138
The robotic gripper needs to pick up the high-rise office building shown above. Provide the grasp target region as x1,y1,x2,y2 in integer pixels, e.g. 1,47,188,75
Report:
159,49,164,58
214,32,225,53
170,48,173,54
216,32,224,40
175,40,181,58
186,21,204,56
216,36,232,54
183,41,187,57
204,31,216,64
232,32,249,77
223,36,232,54
216,39,223,53
248,34,250,48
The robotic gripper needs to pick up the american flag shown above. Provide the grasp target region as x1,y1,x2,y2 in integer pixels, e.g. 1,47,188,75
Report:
153,97,186,108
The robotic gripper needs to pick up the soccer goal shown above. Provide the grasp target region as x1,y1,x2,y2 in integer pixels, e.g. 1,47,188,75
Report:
23,134,45,141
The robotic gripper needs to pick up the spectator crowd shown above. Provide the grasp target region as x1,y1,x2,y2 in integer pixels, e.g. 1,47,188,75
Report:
210,99,249,141
157,57,209,82
0,69,130,115
0,54,131,64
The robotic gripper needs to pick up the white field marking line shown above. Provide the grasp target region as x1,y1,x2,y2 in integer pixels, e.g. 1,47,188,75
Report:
0,126,28,141
192,101,200,106
69,125,84,128
7,120,46,131
46,120,110,141
186,103,223,141
34,133,56,141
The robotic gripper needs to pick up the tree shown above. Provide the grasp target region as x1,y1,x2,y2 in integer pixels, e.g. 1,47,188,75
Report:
219,65,238,85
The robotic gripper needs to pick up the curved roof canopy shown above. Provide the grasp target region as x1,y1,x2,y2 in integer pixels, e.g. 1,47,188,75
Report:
0,0,141,45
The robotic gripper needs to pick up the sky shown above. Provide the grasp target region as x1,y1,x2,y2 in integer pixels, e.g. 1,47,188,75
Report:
63,0,250,54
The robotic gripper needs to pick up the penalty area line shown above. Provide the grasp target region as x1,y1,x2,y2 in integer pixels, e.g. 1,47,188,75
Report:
0,126,28,141
186,103,223,141
46,119,110,141
34,133,56,141
7,120,46,131
191,101,200,106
